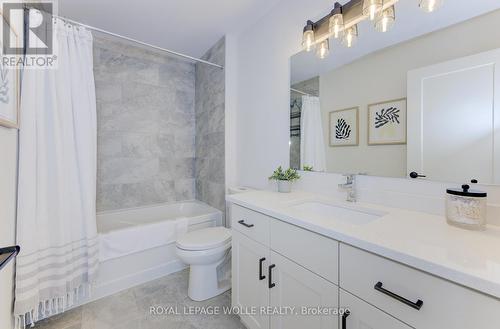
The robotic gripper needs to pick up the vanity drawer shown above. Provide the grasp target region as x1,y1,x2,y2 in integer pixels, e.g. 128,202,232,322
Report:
231,204,270,246
270,219,338,284
340,289,411,329
340,244,500,329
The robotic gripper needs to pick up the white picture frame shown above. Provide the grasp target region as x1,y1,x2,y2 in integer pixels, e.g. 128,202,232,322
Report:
368,98,407,145
329,107,359,147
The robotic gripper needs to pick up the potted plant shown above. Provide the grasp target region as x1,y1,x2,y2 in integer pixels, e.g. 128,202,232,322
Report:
303,165,313,172
269,166,300,193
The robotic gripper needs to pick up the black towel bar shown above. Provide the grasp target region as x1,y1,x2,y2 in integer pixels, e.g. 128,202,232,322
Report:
0,245,20,271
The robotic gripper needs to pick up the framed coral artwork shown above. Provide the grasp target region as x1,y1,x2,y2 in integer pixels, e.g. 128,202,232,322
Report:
329,107,359,147
368,98,407,145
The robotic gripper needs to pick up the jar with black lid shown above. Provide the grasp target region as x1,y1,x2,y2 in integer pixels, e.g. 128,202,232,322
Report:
446,184,487,230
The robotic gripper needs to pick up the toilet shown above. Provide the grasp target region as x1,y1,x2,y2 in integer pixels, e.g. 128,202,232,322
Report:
176,226,232,301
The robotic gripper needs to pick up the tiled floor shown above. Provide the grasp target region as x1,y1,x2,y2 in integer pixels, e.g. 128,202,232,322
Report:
35,270,245,329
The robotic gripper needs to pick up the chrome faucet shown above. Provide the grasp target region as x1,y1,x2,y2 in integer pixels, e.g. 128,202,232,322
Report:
338,174,356,202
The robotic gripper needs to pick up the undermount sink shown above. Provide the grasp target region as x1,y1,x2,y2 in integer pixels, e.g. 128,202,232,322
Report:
290,201,384,226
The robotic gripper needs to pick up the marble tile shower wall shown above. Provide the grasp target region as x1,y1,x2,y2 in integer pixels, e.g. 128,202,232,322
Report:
195,38,226,216
94,36,196,211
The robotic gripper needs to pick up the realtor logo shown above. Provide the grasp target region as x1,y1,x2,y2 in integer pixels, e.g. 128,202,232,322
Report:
3,2,54,55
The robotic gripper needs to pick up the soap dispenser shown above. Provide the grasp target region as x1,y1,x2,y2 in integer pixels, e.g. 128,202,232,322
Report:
445,184,487,230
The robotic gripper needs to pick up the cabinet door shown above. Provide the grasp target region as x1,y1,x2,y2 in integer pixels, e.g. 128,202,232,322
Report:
232,230,270,329
340,289,411,329
269,251,338,329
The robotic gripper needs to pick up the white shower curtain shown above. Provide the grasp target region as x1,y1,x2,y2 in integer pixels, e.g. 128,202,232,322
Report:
15,17,98,328
300,96,326,172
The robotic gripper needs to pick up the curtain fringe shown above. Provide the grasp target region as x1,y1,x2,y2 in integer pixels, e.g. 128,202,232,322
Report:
15,283,92,329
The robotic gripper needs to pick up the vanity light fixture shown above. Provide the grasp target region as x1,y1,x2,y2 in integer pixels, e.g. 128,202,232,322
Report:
301,0,444,60
419,0,444,13
302,20,316,52
329,2,344,39
375,5,395,32
363,0,383,21
316,39,330,59
342,25,358,48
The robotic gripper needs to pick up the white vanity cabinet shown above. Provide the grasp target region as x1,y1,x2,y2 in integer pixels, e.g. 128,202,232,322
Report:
232,230,270,329
340,244,500,329
340,290,411,329
231,204,339,329
230,203,500,329
269,250,338,329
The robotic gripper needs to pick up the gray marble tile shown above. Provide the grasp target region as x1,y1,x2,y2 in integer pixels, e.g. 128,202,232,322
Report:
98,132,123,158
120,133,175,158
96,102,124,127
158,61,196,92
175,158,195,179
98,107,161,134
35,308,82,329
193,38,226,218
96,183,123,212
121,179,176,207
98,158,159,185
95,80,122,103
94,33,199,212
36,269,241,329
207,105,225,135
95,35,226,213
194,158,208,180
174,131,195,158
81,290,140,329
194,111,209,137
208,157,225,185
175,179,196,201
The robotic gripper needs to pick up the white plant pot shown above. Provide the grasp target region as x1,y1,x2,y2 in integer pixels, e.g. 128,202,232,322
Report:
277,180,292,193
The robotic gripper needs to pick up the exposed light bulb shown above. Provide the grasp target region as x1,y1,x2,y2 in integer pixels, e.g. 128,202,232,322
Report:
302,21,315,52
303,31,315,51
329,2,344,39
419,0,444,13
342,25,358,48
369,6,376,20
329,14,344,39
363,0,383,21
316,39,330,59
375,6,395,33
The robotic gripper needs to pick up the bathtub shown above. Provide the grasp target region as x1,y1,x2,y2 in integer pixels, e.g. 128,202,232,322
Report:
89,200,222,302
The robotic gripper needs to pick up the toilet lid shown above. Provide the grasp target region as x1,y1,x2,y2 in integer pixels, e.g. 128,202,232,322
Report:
176,227,231,251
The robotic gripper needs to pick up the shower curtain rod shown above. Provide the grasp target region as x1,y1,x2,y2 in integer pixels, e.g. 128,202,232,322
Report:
47,13,224,69
291,88,318,97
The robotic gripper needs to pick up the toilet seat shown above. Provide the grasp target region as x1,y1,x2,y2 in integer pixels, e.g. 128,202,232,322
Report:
176,227,231,251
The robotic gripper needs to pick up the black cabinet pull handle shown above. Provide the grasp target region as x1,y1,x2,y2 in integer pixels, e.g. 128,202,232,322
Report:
259,258,266,280
238,220,254,228
268,264,276,289
341,310,350,329
374,282,423,310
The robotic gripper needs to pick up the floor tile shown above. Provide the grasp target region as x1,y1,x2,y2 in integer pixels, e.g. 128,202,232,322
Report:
34,270,242,329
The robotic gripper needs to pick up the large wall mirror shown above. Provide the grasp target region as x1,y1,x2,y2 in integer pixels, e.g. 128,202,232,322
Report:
290,3,500,185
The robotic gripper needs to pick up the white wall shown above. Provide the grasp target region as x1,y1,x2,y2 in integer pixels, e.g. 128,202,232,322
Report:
231,0,332,189
0,127,18,329
319,9,500,178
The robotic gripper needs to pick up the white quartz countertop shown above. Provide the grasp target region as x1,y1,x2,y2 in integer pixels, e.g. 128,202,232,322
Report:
226,190,500,300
